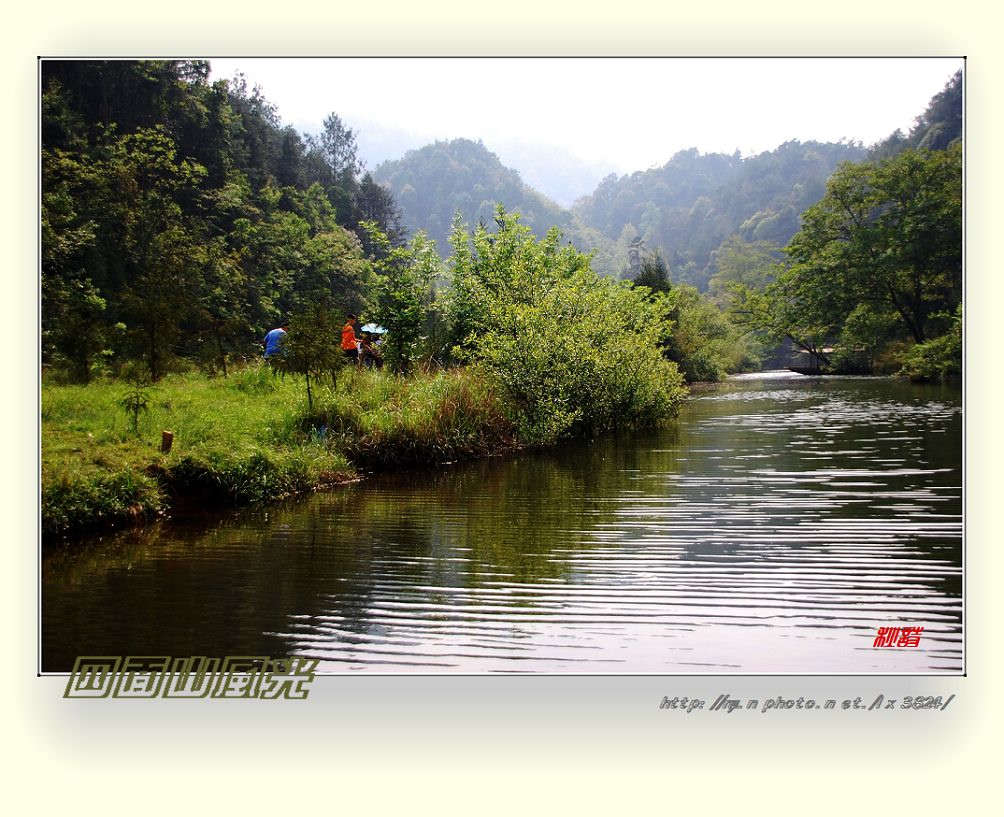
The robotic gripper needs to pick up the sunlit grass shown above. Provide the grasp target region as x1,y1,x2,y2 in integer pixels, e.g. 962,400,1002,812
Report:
41,363,517,537
302,366,517,466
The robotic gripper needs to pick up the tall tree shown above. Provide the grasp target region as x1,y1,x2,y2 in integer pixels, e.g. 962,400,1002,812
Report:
785,144,962,344
354,173,405,258
736,144,962,368
320,112,362,182
362,223,441,373
632,251,671,292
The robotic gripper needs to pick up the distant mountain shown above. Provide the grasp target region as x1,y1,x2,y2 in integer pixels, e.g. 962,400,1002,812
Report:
337,118,617,208
368,70,960,290
370,136,868,285
870,69,962,158
347,119,441,173
571,140,868,288
372,138,574,252
489,140,619,208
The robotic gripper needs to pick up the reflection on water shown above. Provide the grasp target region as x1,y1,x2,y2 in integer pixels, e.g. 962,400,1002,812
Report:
43,373,962,673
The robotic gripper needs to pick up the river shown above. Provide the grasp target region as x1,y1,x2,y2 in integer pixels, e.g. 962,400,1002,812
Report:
42,372,963,673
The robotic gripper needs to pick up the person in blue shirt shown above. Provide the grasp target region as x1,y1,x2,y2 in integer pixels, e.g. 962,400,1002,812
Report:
263,321,289,372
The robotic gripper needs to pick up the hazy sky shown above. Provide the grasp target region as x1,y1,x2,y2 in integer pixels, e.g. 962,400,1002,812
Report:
208,58,961,173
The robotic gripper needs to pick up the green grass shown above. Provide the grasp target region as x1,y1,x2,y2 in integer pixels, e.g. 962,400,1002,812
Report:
41,363,517,539
303,366,517,467
43,359,685,540
42,364,351,538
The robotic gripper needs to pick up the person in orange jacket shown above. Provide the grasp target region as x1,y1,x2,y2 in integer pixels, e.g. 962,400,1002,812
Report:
341,313,360,364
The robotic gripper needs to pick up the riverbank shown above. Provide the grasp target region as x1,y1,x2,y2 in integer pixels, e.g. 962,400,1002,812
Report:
42,365,531,541
42,373,962,674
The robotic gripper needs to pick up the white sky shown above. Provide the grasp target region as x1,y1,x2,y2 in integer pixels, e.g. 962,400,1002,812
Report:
208,58,961,173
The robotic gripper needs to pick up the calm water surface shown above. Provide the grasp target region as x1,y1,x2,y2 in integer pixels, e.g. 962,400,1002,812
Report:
43,372,962,673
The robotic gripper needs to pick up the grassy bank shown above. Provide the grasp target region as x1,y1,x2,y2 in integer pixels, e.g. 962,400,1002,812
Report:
41,364,521,539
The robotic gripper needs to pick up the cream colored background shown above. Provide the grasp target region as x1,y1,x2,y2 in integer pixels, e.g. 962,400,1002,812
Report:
4,2,999,810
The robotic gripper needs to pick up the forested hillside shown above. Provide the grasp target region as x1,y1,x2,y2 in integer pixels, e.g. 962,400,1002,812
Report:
726,69,963,380
572,140,868,287
870,69,962,158
369,135,868,289
371,69,961,293
372,138,573,252
42,60,403,381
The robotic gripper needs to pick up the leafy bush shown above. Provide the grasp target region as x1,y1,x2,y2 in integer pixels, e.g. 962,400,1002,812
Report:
446,208,687,444
830,304,900,374
362,223,444,374
658,284,760,382
899,306,962,382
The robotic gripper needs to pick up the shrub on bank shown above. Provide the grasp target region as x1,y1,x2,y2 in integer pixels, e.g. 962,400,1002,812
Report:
446,209,688,444
42,466,162,538
164,446,350,505
303,368,517,467
899,308,962,382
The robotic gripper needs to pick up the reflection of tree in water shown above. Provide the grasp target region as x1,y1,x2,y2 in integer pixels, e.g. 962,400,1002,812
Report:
42,494,385,669
43,378,962,671
42,436,661,668
322,446,635,587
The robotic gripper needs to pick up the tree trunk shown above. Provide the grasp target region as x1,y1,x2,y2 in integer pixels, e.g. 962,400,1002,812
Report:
216,325,228,378
148,323,160,381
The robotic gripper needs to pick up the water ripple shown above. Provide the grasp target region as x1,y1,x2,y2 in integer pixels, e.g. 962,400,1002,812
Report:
42,374,962,674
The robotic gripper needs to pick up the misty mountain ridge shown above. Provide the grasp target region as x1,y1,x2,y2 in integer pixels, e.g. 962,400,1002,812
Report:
372,136,864,285
303,117,616,208
369,69,961,288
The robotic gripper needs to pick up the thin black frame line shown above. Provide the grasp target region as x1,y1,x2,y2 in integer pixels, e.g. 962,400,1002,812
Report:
38,55,967,59
40,671,967,677
36,56,43,679
35,57,967,682
960,57,967,677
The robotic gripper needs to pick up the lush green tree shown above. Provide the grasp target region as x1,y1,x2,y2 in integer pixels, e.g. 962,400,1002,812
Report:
320,112,362,182
734,145,961,371
632,251,671,292
355,173,405,258
42,148,101,380
189,236,246,376
275,126,307,188
316,113,363,225
899,305,962,382
79,126,209,379
785,144,961,344
362,223,441,374
446,208,686,444
282,303,345,410
227,182,373,339
226,72,282,191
